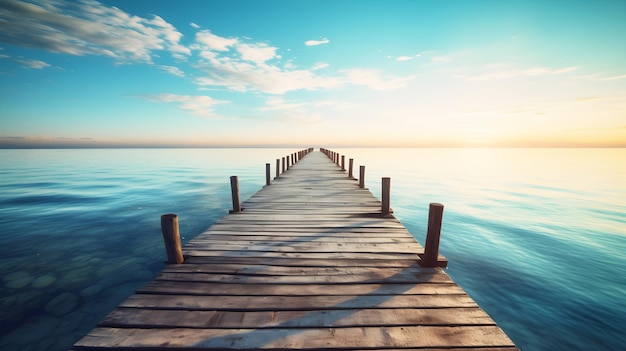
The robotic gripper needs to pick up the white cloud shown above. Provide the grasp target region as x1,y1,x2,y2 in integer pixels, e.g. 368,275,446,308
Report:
0,0,190,63
195,63,345,94
236,43,280,63
554,66,581,74
523,67,552,76
158,65,184,77
342,69,415,90
195,30,238,51
190,22,200,29
599,74,626,81
396,56,413,61
259,98,308,111
16,58,50,69
312,62,329,70
141,94,228,118
458,65,582,81
305,38,330,46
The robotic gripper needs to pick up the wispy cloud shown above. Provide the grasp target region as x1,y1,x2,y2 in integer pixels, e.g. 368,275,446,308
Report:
194,30,238,51
599,74,626,81
396,56,413,61
457,65,582,81
312,62,329,70
158,65,184,77
342,69,415,90
0,53,51,69
0,0,189,63
140,94,228,118
305,37,330,46
15,58,50,69
190,22,200,29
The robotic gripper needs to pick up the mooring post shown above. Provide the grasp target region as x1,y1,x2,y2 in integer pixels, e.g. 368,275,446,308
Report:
422,203,444,267
275,159,280,179
359,166,365,188
348,158,354,178
265,163,271,186
382,177,391,215
341,155,345,171
282,157,286,173
230,176,242,213
160,214,184,264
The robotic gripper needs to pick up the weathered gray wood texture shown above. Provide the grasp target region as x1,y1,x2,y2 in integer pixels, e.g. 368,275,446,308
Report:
73,150,518,350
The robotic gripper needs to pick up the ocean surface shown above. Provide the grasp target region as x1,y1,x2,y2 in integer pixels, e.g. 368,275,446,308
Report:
0,148,624,351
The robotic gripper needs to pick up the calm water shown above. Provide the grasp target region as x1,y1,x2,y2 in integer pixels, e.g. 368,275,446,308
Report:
0,148,625,350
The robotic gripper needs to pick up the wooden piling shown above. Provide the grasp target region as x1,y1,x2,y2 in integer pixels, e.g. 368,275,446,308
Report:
359,165,365,188
265,163,271,186
422,203,444,267
382,177,391,215
275,159,280,179
349,158,354,178
282,157,286,173
341,155,345,171
230,176,242,213
160,214,183,264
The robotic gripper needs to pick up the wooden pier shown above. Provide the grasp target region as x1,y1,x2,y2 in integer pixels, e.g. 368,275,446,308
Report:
73,149,518,350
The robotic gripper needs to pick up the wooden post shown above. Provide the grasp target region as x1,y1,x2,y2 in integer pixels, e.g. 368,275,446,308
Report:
160,214,183,264
282,157,286,173
341,155,345,171
359,166,365,188
275,159,280,178
422,203,444,267
381,177,391,215
265,163,271,186
230,176,241,213
348,158,354,178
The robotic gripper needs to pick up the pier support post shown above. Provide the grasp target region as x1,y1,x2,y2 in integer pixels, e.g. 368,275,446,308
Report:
160,214,184,264
230,176,242,213
265,163,271,186
341,155,345,171
275,159,280,179
282,157,286,173
382,177,391,215
359,166,365,188
422,203,444,267
348,158,354,178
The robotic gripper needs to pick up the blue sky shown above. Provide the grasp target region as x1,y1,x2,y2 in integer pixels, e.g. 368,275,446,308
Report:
1,0,625,147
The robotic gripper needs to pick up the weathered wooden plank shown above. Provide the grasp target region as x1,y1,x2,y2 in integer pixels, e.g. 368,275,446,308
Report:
183,250,420,260
100,307,496,329
190,235,417,243
183,242,423,253
181,256,421,267
75,326,515,349
119,294,477,310
160,264,429,276
138,281,464,296
154,270,453,284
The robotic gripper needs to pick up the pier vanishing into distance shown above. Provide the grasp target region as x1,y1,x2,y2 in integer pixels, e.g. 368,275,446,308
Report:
73,148,519,350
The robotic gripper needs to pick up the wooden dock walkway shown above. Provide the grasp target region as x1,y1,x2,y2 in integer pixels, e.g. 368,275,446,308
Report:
73,149,518,350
